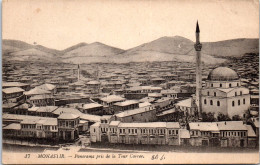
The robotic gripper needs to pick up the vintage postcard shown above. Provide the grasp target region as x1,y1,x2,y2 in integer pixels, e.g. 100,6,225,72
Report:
2,0,259,164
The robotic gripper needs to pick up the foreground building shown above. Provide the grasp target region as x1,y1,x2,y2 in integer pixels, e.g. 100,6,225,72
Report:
90,120,256,147
201,67,250,117
90,121,182,145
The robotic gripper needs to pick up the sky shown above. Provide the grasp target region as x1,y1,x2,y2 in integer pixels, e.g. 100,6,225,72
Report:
2,0,259,50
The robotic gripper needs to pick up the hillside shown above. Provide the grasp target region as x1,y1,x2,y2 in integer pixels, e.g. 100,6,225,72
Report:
2,39,61,56
202,38,259,58
2,37,258,64
63,42,125,58
61,42,88,54
123,36,194,56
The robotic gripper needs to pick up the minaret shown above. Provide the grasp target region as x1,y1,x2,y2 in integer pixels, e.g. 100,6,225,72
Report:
77,64,80,81
194,21,202,118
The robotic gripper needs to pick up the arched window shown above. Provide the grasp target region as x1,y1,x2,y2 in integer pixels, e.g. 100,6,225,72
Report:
220,83,222,87
210,100,213,105
211,84,213,87
217,101,220,106
229,84,232,87
214,92,216,96
243,98,245,104
232,101,235,107
207,91,209,96
204,99,207,104
238,100,240,106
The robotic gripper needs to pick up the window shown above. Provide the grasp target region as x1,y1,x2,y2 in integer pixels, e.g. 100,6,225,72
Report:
169,130,171,135
210,100,213,105
238,100,240,106
204,99,207,104
214,92,216,96
237,83,239,86
207,91,209,96
232,101,235,107
235,92,237,96
240,91,242,95
243,98,245,104
229,84,232,87
176,130,178,135
211,84,213,87
135,129,137,134
220,83,222,87
93,129,95,133
217,101,220,106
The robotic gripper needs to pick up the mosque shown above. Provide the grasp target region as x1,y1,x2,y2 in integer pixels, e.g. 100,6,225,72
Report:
195,22,250,118
201,67,250,117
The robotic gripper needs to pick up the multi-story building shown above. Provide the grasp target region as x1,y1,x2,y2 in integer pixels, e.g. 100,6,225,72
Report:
81,103,104,115
217,121,248,147
189,122,220,147
2,82,30,91
90,121,182,145
111,105,157,123
113,100,139,114
57,113,80,141
86,80,101,94
201,67,250,117
2,87,25,104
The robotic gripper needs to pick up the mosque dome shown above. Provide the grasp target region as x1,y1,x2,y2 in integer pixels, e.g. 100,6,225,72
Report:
207,67,239,81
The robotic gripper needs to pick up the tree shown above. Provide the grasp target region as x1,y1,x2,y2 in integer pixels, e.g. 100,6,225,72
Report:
202,112,216,122
232,115,242,121
217,113,231,121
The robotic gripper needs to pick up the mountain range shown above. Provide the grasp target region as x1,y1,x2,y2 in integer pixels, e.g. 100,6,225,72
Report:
2,36,259,64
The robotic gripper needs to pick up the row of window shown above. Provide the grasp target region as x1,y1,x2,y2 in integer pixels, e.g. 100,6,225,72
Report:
22,124,58,130
191,131,247,137
207,91,243,97
204,99,221,106
21,124,36,129
114,128,178,135
222,131,246,137
232,99,246,106
58,120,79,127
204,99,246,106
191,130,199,136
209,83,239,88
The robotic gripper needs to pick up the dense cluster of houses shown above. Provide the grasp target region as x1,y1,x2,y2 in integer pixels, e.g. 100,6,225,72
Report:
2,54,259,148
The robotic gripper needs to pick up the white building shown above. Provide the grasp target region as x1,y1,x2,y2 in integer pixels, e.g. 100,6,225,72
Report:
201,67,250,117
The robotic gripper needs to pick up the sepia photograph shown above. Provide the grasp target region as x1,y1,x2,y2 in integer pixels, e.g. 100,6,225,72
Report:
2,0,259,164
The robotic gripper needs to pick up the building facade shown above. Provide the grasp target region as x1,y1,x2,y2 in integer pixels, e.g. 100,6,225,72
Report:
201,67,250,117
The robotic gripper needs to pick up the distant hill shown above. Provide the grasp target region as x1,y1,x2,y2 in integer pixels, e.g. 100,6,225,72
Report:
63,42,125,58
61,42,88,54
2,39,61,56
2,37,258,64
202,38,259,58
8,48,57,62
122,36,194,55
